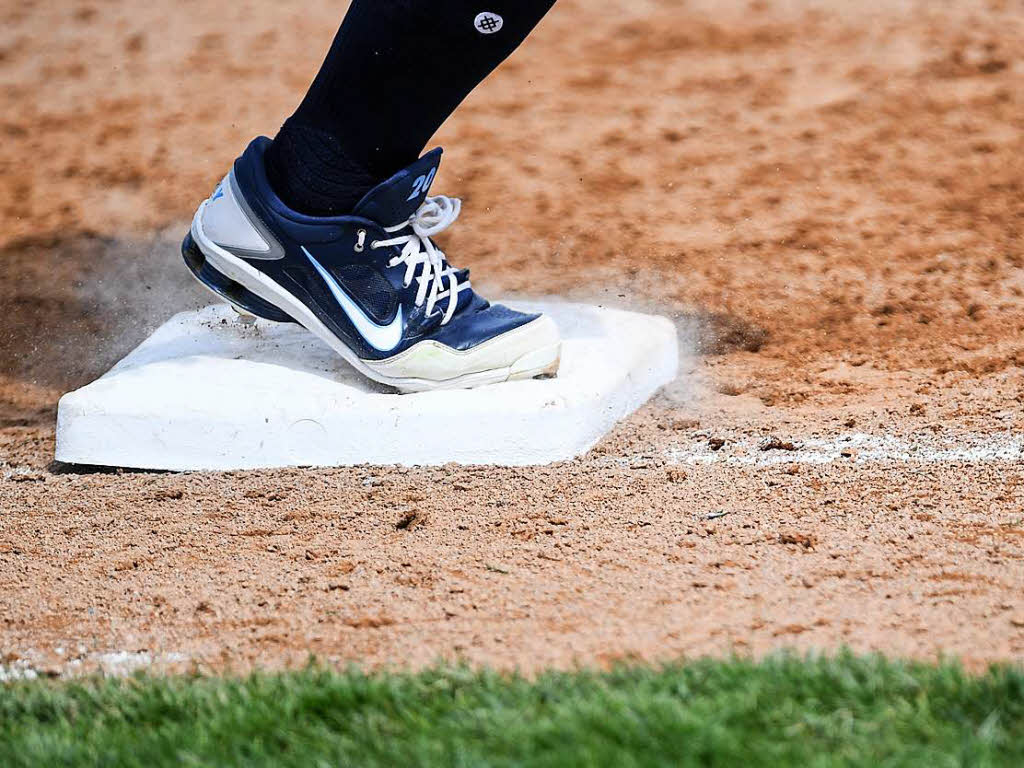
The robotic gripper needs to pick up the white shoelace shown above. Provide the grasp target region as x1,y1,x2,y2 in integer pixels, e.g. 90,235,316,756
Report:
370,195,469,325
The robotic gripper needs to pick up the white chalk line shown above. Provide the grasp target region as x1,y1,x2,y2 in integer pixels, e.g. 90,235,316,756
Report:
0,650,189,681
663,432,1024,466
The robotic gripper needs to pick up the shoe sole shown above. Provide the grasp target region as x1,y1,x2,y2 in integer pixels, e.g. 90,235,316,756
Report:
182,232,295,323
189,202,561,393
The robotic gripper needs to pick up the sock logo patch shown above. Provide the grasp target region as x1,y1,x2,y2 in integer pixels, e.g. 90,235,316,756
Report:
474,12,503,34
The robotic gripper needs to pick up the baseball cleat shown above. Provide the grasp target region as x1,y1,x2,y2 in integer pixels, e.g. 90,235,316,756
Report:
183,137,560,392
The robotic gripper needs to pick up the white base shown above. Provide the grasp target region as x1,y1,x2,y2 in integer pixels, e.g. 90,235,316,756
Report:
55,301,678,470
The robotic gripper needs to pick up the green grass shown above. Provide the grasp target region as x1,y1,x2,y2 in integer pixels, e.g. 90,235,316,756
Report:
2,653,1022,767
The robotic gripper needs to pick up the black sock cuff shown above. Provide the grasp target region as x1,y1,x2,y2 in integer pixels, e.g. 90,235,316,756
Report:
264,119,380,216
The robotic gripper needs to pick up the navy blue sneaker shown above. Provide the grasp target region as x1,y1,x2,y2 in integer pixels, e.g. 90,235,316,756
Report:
184,138,560,392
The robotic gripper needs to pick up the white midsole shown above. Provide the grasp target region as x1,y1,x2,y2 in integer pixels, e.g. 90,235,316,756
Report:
190,203,560,393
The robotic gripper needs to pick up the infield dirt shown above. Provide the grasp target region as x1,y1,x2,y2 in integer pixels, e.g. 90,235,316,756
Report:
1,0,1022,675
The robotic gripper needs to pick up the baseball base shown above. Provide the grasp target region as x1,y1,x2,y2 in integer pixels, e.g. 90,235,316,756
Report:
55,301,678,470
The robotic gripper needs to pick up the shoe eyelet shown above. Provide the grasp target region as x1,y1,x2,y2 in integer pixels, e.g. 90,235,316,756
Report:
354,229,367,253
370,241,381,249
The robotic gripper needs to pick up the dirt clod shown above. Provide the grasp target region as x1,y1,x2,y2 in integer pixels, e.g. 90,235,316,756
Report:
780,532,818,550
760,436,799,451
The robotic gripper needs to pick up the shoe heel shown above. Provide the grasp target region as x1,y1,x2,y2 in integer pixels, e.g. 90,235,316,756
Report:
181,232,295,324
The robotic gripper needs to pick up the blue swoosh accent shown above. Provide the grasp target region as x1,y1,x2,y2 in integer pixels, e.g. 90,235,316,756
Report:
302,246,403,353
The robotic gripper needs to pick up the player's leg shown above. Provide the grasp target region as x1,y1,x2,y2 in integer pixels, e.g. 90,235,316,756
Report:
183,0,561,391
265,0,557,215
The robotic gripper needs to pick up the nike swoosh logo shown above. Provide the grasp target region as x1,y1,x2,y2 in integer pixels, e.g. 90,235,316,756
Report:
302,246,403,353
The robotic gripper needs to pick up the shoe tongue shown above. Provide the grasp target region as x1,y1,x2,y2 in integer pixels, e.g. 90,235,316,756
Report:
351,148,442,225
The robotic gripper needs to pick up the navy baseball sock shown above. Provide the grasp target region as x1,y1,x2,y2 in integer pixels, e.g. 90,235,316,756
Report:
264,0,557,217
